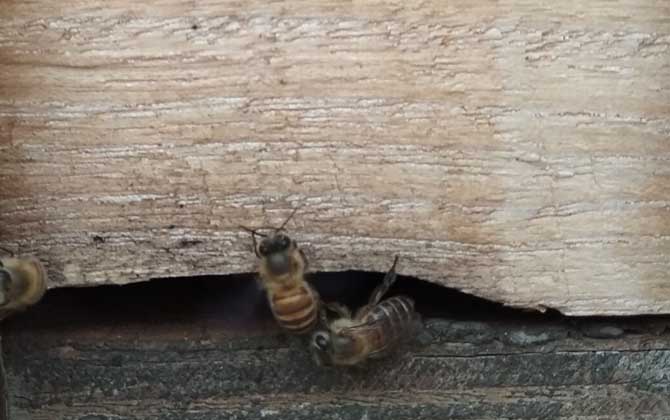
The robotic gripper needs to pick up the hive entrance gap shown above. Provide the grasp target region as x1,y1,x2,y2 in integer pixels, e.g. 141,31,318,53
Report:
3,271,564,337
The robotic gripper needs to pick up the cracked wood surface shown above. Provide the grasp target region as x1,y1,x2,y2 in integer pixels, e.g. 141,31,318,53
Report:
3,281,670,420
0,1,669,315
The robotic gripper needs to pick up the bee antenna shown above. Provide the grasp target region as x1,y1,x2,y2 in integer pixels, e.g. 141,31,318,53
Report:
276,208,299,232
239,225,268,238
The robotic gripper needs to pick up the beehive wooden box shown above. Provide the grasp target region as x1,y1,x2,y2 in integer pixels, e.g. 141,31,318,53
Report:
1,1,669,419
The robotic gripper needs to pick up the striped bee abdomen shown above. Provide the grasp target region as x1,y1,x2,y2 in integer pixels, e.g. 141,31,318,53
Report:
361,295,418,348
270,284,318,334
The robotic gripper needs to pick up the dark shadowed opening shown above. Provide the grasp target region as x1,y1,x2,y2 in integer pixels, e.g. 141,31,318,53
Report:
2,271,565,335
4,270,667,338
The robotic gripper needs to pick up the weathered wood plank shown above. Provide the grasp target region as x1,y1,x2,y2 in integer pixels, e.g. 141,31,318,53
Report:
1,1,669,315
3,277,670,420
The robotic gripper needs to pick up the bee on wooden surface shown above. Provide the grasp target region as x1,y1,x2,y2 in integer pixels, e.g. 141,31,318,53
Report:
240,209,320,334
0,255,47,320
310,256,421,366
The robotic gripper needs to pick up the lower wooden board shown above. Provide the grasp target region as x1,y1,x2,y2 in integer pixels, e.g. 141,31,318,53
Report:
2,276,669,420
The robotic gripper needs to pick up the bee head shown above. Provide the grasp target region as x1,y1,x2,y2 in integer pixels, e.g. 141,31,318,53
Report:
240,208,301,275
257,233,292,257
310,330,357,366
310,330,334,366
258,233,294,275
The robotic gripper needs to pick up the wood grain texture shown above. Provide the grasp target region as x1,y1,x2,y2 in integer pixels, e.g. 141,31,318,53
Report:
0,1,669,315
3,281,670,420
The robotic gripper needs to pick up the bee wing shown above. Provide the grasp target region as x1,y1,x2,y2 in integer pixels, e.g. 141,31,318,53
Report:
344,297,423,360
348,318,422,360
299,248,309,272
338,317,397,359
367,256,399,307
254,274,264,290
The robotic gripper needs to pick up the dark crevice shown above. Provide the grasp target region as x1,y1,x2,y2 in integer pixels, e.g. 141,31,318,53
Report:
314,271,565,322
2,271,668,337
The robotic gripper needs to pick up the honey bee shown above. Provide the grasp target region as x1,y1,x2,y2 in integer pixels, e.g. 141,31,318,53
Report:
0,255,47,320
310,256,420,366
240,209,320,334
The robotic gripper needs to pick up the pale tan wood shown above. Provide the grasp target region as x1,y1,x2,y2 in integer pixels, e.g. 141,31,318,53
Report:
0,0,669,315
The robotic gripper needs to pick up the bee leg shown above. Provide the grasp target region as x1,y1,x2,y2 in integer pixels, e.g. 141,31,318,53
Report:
368,255,399,307
319,306,330,326
299,248,309,271
251,232,260,258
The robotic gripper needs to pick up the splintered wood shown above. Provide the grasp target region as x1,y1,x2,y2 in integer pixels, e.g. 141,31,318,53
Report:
0,1,669,315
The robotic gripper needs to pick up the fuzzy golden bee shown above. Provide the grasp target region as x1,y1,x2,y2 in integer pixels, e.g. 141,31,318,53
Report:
0,255,47,320
311,256,420,366
241,210,320,334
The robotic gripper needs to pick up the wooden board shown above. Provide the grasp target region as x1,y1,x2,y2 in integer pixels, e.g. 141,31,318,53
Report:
2,278,670,420
0,1,669,315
